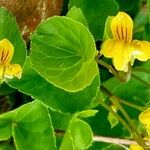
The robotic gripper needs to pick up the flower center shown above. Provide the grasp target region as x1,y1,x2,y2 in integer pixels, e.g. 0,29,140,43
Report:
111,12,133,43
116,26,128,42
0,49,10,65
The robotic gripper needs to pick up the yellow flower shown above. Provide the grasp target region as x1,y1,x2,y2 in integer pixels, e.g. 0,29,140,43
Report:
129,144,144,150
139,108,150,133
101,12,150,72
0,38,22,81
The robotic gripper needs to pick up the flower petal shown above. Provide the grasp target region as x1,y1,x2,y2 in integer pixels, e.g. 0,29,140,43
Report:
0,39,14,65
0,65,4,80
4,64,22,79
111,12,133,42
101,39,133,72
100,39,117,58
113,42,134,72
146,124,150,133
129,144,144,150
132,40,150,61
139,108,150,125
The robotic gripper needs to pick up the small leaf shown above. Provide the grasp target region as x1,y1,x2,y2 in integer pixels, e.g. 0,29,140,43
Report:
103,144,125,150
59,130,74,150
0,112,15,141
143,23,150,41
0,120,12,141
69,119,93,149
77,110,98,118
133,11,148,33
107,111,118,129
60,118,93,150
49,109,72,130
67,6,88,27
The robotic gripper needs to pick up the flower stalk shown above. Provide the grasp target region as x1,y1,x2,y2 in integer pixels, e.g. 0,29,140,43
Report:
100,85,148,148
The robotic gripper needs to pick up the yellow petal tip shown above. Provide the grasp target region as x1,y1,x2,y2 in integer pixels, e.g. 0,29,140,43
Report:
4,64,22,79
111,11,133,42
129,144,144,150
139,108,150,125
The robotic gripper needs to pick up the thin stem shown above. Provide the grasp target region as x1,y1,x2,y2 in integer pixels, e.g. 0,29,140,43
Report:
133,67,150,74
55,129,150,146
95,58,122,81
131,72,150,88
119,99,146,112
94,136,150,148
113,97,145,147
100,85,147,148
93,135,137,145
96,57,130,82
98,99,140,145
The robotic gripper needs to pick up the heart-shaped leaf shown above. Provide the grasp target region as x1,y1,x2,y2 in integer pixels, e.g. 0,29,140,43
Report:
30,16,99,92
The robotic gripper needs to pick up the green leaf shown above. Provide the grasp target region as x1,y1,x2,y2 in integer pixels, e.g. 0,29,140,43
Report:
103,16,113,40
69,119,93,149
60,118,93,150
88,142,125,150
0,111,15,140
12,100,56,150
107,112,119,129
102,76,150,106
66,6,88,27
143,23,150,41
86,105,130,138
0,7,26,66
148,0,150,23
59,130,74,150
30,16,98,92
0,121,11,141
0,100,56,150
77,110,98,118
0,144,14,150
115,0,140,14
102,144,125,150
0,83,16,95
69,0,119,40
86,105,130,149
8,58,100,113
49,109,72,130
133,11,148,33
